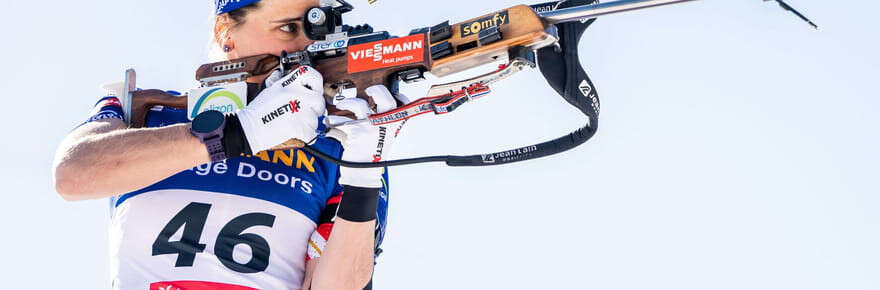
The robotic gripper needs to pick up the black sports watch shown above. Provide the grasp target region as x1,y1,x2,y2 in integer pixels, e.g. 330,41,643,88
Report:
190,110,227,162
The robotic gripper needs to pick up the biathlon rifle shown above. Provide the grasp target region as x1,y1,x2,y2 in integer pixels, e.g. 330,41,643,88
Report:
115,0,817,168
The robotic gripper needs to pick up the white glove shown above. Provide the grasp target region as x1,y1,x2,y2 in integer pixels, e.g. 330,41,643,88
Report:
332,85,408,188
237,66,326,153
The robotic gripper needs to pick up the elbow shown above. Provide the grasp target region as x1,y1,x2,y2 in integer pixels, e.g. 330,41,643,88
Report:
54,164,86,201
53,155,97,201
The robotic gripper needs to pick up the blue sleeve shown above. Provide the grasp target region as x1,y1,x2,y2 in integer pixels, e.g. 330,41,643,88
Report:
375,168,390,258
83,96,124,124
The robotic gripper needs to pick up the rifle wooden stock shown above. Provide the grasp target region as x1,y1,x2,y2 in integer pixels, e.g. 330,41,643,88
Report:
430,5,552,77
129,90,186,128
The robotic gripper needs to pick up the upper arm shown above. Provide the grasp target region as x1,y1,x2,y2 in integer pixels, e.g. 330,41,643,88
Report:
61,96,127,142
56,96,127,162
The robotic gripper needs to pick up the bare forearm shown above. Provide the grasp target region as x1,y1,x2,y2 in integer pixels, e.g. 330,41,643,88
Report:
310,219,376,290
53,120,210,200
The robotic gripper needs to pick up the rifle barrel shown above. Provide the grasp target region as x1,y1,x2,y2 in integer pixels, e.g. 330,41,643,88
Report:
538,0,700,24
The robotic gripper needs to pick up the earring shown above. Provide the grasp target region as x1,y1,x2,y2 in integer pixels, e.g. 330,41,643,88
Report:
223,45,231,52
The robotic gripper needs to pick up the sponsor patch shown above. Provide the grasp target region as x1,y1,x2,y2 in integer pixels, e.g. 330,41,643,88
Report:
579,79,600,114
307,39,349,52
347,34,425,74
460,10,509,37
579,80,592,97
187,82,248,120
281,66,310,88
260,100,301,125
151,280,256,290
372,126,388,162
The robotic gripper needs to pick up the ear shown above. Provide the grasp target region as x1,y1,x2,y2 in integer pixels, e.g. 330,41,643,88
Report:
213,14,234,50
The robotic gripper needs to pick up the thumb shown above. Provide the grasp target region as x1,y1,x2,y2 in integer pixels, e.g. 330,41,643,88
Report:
264,69,284,88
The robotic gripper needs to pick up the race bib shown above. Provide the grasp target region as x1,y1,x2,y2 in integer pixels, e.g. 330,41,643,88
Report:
110,190,317,289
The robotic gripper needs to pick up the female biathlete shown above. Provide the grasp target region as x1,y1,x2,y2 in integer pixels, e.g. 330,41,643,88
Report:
52,0,405,289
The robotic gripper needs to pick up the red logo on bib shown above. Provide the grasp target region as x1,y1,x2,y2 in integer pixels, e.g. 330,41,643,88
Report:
150,281,257,290
347,34,425,73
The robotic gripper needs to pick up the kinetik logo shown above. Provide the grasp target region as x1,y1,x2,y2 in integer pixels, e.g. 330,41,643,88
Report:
460,10,509,37
281,66,310,88
348,34,425,73
372,126,388,162
261,100,301,124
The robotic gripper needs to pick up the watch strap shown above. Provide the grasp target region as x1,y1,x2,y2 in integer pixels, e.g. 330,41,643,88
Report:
204,136,227,162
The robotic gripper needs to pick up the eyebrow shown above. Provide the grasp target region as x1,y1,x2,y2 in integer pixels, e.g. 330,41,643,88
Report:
272,17,303,23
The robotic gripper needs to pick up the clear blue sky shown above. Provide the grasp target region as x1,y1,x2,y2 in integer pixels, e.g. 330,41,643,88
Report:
1,0,877,289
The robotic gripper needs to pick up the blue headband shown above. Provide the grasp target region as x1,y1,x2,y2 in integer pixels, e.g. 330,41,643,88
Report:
216,0,261,15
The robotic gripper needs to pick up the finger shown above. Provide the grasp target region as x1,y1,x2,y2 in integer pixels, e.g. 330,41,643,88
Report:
395,93,413,105
325,128,348,143
365,85,396,114
284,86,326,117
264,69,284,88
286,66,324,95
326,114,355,126
333,121,371,144
335,98,371,119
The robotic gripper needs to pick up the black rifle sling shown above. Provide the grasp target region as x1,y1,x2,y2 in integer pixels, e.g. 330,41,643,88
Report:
303,0,601,167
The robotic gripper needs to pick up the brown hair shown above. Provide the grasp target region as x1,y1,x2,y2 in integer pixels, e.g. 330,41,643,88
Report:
214,2,262,51
226,2,262,26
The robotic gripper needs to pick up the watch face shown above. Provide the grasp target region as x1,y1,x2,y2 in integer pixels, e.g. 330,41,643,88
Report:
192,110,225,134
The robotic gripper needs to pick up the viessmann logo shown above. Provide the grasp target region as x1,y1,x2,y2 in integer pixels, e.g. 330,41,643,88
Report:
460,10,509,37
347,34,425,73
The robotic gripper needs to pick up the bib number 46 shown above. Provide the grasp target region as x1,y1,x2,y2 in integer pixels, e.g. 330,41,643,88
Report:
152,202,276,273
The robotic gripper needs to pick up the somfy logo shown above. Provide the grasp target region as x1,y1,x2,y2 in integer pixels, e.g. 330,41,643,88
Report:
460,11,509,37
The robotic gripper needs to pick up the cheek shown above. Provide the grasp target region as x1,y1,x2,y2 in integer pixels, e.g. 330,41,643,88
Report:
230,27,279,56
262,34,312,56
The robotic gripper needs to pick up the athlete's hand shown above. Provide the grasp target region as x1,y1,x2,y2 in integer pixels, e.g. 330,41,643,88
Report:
329,85,409,188
235,66,326,153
